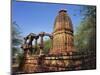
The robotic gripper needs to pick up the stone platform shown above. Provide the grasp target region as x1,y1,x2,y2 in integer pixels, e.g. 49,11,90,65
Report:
21,53,84,73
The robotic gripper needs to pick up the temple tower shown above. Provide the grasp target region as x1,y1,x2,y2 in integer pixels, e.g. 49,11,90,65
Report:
50,10,74,55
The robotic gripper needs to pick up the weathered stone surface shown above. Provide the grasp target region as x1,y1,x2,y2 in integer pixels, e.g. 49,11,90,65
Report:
19,10,88,73
21,55,43,73
50,10,75,55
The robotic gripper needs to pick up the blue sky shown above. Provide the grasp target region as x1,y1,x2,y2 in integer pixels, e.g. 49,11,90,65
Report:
12,0,84,36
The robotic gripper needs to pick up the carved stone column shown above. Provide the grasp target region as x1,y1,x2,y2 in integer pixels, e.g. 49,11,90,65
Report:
39,32,45,55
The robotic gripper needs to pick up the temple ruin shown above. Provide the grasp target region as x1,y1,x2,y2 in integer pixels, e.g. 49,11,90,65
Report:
16,9,96,74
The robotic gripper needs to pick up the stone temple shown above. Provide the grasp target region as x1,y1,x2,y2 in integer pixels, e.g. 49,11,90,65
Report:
50,10,74,55
16,9,95,74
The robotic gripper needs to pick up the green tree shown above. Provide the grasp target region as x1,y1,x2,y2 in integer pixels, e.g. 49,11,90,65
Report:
12,21,23,57
44,39,52,54
74,6,96,53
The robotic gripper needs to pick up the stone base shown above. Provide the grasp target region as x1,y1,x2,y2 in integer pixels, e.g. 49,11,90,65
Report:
21,54,83,73
43,55,82,72
22,55,42,73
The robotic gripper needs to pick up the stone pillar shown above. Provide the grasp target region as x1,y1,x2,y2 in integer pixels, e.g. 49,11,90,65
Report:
28,35,34,54
39,32,45,55
22,36,31,57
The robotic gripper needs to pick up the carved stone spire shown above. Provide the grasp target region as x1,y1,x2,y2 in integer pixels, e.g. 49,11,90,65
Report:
50,10,74,55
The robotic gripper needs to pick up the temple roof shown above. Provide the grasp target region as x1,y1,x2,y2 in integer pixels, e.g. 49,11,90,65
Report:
53,10,73,32
59,9,67,13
